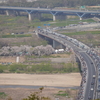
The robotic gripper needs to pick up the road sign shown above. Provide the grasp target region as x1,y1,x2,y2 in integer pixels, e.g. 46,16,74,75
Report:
80,6,85,9
44,24,47,26
37,26,41,28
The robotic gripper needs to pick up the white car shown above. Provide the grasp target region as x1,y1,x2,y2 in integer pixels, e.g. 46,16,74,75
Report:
91,88,93,91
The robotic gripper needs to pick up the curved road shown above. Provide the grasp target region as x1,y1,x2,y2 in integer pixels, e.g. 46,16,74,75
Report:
38,29,96,100
80,52,95,100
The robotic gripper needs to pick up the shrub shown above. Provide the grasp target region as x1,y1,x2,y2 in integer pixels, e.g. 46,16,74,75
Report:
23,87,51,100
0,69,3,73
0,92,7,99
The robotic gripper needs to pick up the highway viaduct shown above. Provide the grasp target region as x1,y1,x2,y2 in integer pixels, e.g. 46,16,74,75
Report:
37,28,100,100
0,6,100,21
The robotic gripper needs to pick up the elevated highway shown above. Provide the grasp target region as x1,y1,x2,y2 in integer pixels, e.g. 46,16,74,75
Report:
37,28,100,100
0,6,100,21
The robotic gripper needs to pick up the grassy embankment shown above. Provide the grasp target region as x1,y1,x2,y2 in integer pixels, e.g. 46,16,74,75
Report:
62,31,100,36
0,52,80,74
0,62,79,74
0,53,79,74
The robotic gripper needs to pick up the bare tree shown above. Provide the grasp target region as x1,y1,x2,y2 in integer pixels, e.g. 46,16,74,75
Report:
33,45,54,56
0,45,54,56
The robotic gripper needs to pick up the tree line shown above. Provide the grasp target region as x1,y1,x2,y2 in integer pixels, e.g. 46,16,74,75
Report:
0,0,100,8
0,45,55,56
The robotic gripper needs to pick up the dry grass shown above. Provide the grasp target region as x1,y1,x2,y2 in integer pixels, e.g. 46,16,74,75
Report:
0,34,47,47
0,56,25,63
0,73,81,87
0,87,78,100
50,53,71,58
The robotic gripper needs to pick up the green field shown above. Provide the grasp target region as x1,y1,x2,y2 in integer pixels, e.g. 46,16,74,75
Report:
56,91,69,97
0,63,79,74
0,15,96,35
49,18,95,27
0,92,7,99
62,30,100,36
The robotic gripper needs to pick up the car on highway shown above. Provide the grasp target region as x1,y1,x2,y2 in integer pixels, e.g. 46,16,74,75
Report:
97,85,100,92
91,82,94,85
98,68,100,71
91,62,93,64
91,88,93,91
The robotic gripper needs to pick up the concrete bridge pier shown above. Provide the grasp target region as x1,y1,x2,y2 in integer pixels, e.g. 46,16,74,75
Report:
80,17,82,20
5,10,16,16
50,11,58,21
27,12,41,21
6,10,9,16
26,10,33,21
53,40,64,49
28,13,32,21
52,13,67,21
53,15,56,21
76,13,86,20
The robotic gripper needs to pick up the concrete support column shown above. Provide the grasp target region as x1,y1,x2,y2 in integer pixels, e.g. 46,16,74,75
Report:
28,13,41,21
53,14,66,21
76,13,86,20
80,17,82,20
53,15,56,21
6,10,9,16
5,10,16,16
53,40,63,49
28,13,32,21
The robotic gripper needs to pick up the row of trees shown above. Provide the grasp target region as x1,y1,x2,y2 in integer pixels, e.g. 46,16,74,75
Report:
0,45,55,56
0,0,100,7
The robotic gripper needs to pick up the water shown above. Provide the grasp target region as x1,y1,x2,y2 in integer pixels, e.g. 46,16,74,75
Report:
0,85,79,89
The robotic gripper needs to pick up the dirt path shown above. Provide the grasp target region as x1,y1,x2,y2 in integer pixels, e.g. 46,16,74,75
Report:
0,73,81,87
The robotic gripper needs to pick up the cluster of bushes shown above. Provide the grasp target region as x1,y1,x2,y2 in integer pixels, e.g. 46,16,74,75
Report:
0,92,7,99
0,45,54,56
0,63,79,73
